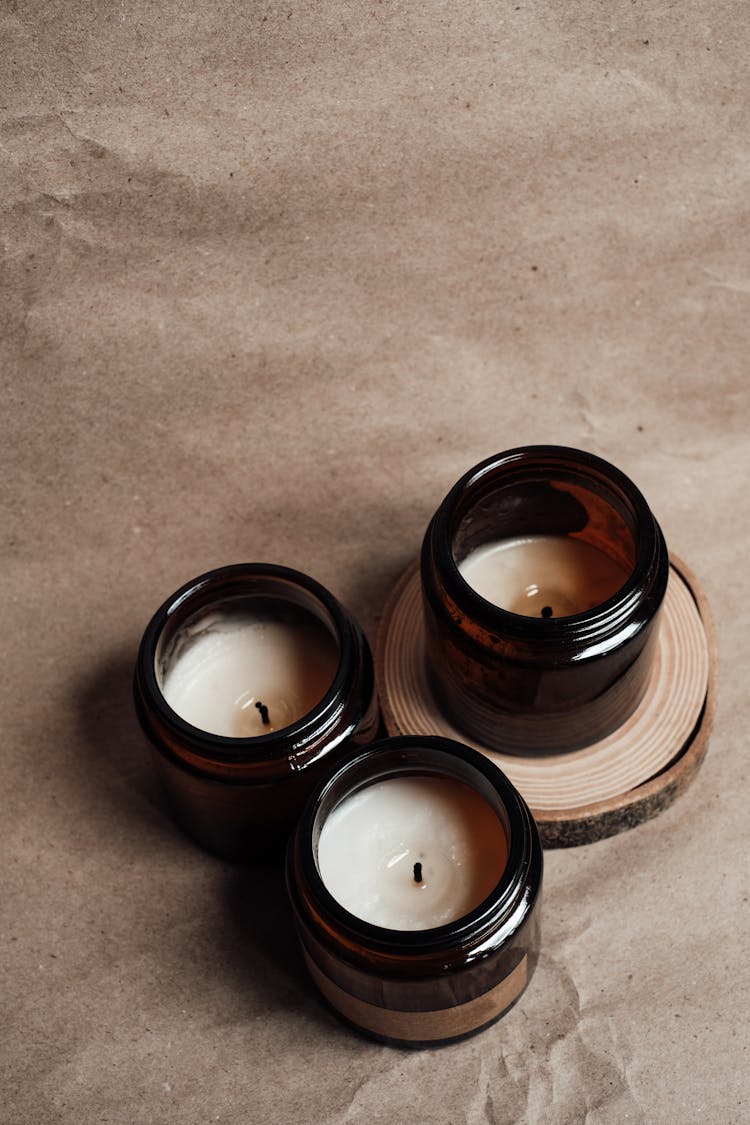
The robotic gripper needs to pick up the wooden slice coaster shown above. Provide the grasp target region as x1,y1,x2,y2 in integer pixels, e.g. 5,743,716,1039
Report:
375,555,717,847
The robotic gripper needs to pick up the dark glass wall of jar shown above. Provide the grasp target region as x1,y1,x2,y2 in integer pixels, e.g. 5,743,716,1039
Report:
420,446,669,755
134,564,379,860
286,736,542,1048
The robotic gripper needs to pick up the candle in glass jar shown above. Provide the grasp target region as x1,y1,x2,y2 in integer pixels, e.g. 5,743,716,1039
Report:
160,610,339,737
317,775,508,930
459,535,629,618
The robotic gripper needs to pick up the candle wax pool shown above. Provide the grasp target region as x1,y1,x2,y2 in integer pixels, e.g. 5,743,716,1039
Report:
160,610,339,737
317,776,508,930
459,534,629,618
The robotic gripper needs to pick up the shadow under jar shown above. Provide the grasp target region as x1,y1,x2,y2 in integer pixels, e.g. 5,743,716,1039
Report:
421,446,669,755
286,736,542,1048
134,564,379,860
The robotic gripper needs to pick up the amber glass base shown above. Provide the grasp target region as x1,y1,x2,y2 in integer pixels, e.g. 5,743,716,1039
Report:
134,564,378,860
287,737,542,1047
421,447,669,754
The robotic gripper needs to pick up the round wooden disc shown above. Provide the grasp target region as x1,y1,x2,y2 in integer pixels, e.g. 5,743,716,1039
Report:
375,555,717,847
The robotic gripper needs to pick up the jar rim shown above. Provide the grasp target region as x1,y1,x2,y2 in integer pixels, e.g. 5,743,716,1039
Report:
293,736,540,955
135,562,360,765
425,445,666,647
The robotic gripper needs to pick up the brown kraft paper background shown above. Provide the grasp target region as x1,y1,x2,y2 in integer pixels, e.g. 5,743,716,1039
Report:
1,3,748,1123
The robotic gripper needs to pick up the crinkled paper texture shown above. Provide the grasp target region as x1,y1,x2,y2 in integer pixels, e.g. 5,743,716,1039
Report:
1,3,747,1123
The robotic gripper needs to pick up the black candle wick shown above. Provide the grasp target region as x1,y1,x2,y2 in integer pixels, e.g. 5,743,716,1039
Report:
541,605,553,619
255,700,271,726
413,862,423,884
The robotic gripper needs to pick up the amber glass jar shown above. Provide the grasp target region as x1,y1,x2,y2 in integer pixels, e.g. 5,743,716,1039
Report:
421,446,669,754
134,564,378,860
286,736,542,1048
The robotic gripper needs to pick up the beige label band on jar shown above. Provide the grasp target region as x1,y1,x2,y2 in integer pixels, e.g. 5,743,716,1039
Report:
303,951,528,1043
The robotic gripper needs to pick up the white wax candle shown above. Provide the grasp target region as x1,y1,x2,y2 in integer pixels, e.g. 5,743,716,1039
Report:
160,611,339,737
459,535,629,618
317,776,508,930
